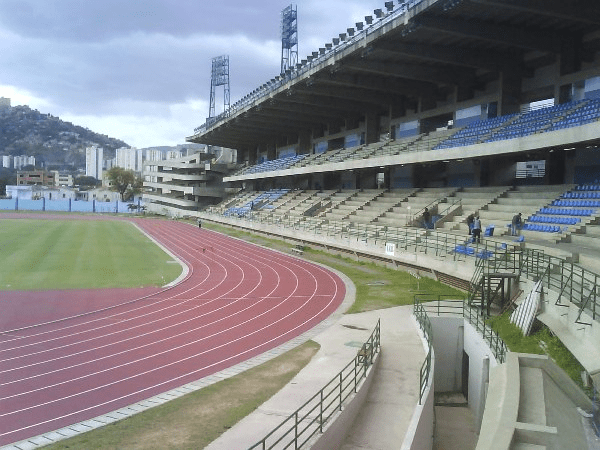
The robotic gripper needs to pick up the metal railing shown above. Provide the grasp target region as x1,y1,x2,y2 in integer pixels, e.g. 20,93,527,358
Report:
204,207,600,328
248,319,381,450
413,299,433,405
193,0,427,136
413,296,509,404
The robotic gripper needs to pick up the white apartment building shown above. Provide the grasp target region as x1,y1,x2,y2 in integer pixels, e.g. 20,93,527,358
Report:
2,155,12,168
166,150,184,160
115,147,143,172
13,155,35,170
85,146,103,180
0,97,10,111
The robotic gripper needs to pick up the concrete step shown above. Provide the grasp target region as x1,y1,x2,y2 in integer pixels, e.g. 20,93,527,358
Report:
570,233,600,251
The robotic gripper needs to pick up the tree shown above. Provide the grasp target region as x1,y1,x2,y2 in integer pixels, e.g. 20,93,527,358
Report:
74,175,101,188
106,167,141,201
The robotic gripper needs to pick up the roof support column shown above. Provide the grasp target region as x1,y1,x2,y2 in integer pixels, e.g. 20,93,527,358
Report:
364,109,379,145
298,130,312,154
498,69,522,116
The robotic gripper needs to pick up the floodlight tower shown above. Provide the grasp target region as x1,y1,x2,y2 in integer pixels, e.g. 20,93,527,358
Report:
280,4,298,74
209,55,230,118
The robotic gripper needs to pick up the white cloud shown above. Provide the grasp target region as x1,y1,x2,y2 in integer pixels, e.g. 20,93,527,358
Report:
0,0,388,148
0,84,54,111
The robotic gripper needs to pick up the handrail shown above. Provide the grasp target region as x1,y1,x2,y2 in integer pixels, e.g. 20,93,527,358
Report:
414,295,508,365
203,207,600,327
248,319,381,450
413,299,433,405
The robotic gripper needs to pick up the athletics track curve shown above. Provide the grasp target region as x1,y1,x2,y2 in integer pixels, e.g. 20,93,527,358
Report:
0,216,346,446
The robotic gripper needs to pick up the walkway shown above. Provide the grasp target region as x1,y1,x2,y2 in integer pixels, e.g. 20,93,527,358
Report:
206,306,426,450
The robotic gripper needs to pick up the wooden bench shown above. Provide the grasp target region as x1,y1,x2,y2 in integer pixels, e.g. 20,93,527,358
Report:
291,246,304,256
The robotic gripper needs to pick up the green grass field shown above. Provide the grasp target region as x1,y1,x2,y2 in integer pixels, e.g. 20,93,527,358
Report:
0,219,182,290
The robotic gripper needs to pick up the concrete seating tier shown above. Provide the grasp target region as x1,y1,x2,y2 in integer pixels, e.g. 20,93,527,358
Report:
346,190,410,225
570,223,600,252
316,191,358,222
437,186,510,232
485,101,582,142
268,189,301,211
550,98,600,131
293,153,320,168
323,147,359,163
223,189,291,217
214,191,255,213
284,191,325,217
409,129,457,152
346,142,387,160
240,155,306,176
477,185,573,236
276,190,317,214
434,114,517,149
369,135,423,158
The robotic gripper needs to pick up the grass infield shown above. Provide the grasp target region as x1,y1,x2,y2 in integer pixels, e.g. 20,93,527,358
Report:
0,219,181,290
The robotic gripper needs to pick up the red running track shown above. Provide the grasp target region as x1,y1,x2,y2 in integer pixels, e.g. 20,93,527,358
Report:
0,217,345,446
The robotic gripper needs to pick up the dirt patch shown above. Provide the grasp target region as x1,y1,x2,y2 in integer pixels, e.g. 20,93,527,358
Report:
342,324,369,331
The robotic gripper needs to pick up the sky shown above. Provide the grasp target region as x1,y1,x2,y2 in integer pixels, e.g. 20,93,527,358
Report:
0,0,388,148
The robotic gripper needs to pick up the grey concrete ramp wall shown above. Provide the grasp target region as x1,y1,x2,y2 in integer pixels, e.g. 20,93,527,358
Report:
476,353,593,450
309,353,381,450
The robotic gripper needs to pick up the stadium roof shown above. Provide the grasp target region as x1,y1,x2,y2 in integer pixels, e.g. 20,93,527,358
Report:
188,0,600,150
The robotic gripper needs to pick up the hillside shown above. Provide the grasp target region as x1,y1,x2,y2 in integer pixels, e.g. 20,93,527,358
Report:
0,105,129,169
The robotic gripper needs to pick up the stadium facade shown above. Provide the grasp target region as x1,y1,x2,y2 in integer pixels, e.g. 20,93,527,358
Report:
186,0,600,194
143,0,600,447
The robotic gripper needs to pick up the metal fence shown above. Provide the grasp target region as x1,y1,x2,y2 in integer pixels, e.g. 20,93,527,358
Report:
413,296,508,404
205,208,600,328
0,198,144,214
413,299,433,405
248,319,380,450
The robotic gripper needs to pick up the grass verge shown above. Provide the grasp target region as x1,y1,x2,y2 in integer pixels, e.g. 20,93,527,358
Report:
488,312,591,395
42,341,320,450
203,221,466,313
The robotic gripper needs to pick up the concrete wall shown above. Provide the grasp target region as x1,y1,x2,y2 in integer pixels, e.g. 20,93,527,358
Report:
402,323,435,450
430,316,463,392
463,322,498,429
429,316,501,430
310,354,381,450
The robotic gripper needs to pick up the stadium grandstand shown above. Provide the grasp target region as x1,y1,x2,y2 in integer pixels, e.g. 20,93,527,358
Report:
142,0,600,448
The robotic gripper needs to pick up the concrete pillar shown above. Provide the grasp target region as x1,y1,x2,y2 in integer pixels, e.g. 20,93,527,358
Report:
298,130,312,154
498,70,522,116
364,109,379,145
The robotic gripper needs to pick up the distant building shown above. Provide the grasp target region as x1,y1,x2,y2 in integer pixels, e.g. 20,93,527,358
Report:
2,155,11,168
0,97,10,112
13,155,35,170
5,185,75,200
143,151,231,213
16,170,54,186
77,187,121,203
144,149,164,162
51,171,74,187
166,150,184,160
115,147,143,172
85,146,103,180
